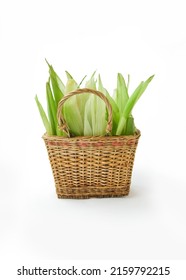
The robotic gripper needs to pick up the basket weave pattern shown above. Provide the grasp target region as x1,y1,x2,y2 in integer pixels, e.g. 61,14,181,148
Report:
43,88,141,199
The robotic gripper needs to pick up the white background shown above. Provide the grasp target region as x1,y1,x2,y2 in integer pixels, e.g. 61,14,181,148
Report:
0,0,186,266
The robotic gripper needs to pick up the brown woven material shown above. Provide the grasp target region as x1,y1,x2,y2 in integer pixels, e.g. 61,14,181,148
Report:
43,88,141,199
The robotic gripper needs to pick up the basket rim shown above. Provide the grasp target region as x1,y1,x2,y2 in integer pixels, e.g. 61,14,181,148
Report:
42,129,141,141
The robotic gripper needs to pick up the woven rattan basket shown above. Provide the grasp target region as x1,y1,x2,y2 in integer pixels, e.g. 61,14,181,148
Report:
43,88,141,199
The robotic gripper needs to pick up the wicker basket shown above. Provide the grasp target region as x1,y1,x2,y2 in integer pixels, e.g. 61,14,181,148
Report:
43,88,141,199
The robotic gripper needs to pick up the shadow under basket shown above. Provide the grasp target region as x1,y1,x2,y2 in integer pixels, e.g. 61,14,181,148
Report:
43,132,140,199
42,88,141,199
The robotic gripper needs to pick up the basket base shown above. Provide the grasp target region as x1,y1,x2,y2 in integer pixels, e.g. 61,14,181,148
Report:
56,185,130,199
57,193,129,199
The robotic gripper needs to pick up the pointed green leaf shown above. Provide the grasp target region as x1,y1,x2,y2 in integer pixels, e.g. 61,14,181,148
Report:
95,74,107,135
124,75,154,119
45,60,64,105
113,88,117,101
84,73,107,135
46,81,65,136
65,78,78,94
84,72,97,135
84,119,92,136
84,97,93,126
50,74,64,105
115,73,129,113
65,70,74,80
105,91,120,135
85,71,97,90
35,95,52,135
46,81,56,135
65,75,90,123
91,70,97,79
105,91,119,117
78,75,87,88
63,79,84,136
116,116,126,135
124,115,136,135
63,102,84,136
84,97,93,136
98,74,106,94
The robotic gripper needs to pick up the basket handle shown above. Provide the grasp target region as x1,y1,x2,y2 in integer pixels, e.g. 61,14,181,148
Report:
57,88,113,137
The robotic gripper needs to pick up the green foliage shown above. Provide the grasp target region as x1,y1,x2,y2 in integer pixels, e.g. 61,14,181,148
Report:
35,61,154,136
35,95,53,135
45,59,64,105
63,77,84,136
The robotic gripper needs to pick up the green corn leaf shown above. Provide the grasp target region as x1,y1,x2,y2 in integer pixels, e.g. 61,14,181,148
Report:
123,75,154,119
76,74,90,121
83,72,96,135
85,71,97,90
78,75,87,88
98,74,108,124
90,95,97,135
85,72,107,135
90,95,106,136
63,78,83,136
65,70,74,80
84,94,93,130
46,80,64,136
63,106,83,136
123,81,144,119
83,119,92,136
102,87,120,135
93,74,107,135
35,95,52,135
105,91,119,117
56,127,65,136
106,94,120,135
45,60,64,105
49,74,64,105
116,116,126,135
65,76,87,133
46,81,56,135
45,59,65,93
84,97,93,136
91,70,97,78
64,78,78,94
77,93,90,123
115,73,129,113
113,88,117,101
98,74,106,94
36,65,154,137
124,115,136,135
52,72,65,94
46,80,57,120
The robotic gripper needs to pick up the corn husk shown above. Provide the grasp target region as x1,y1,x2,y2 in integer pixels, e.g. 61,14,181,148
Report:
35,65,154,137
35,95,52,135
115,73,129,114
124,75,154,119
83,72,107,136
45,60,64,105
63,77,84,136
